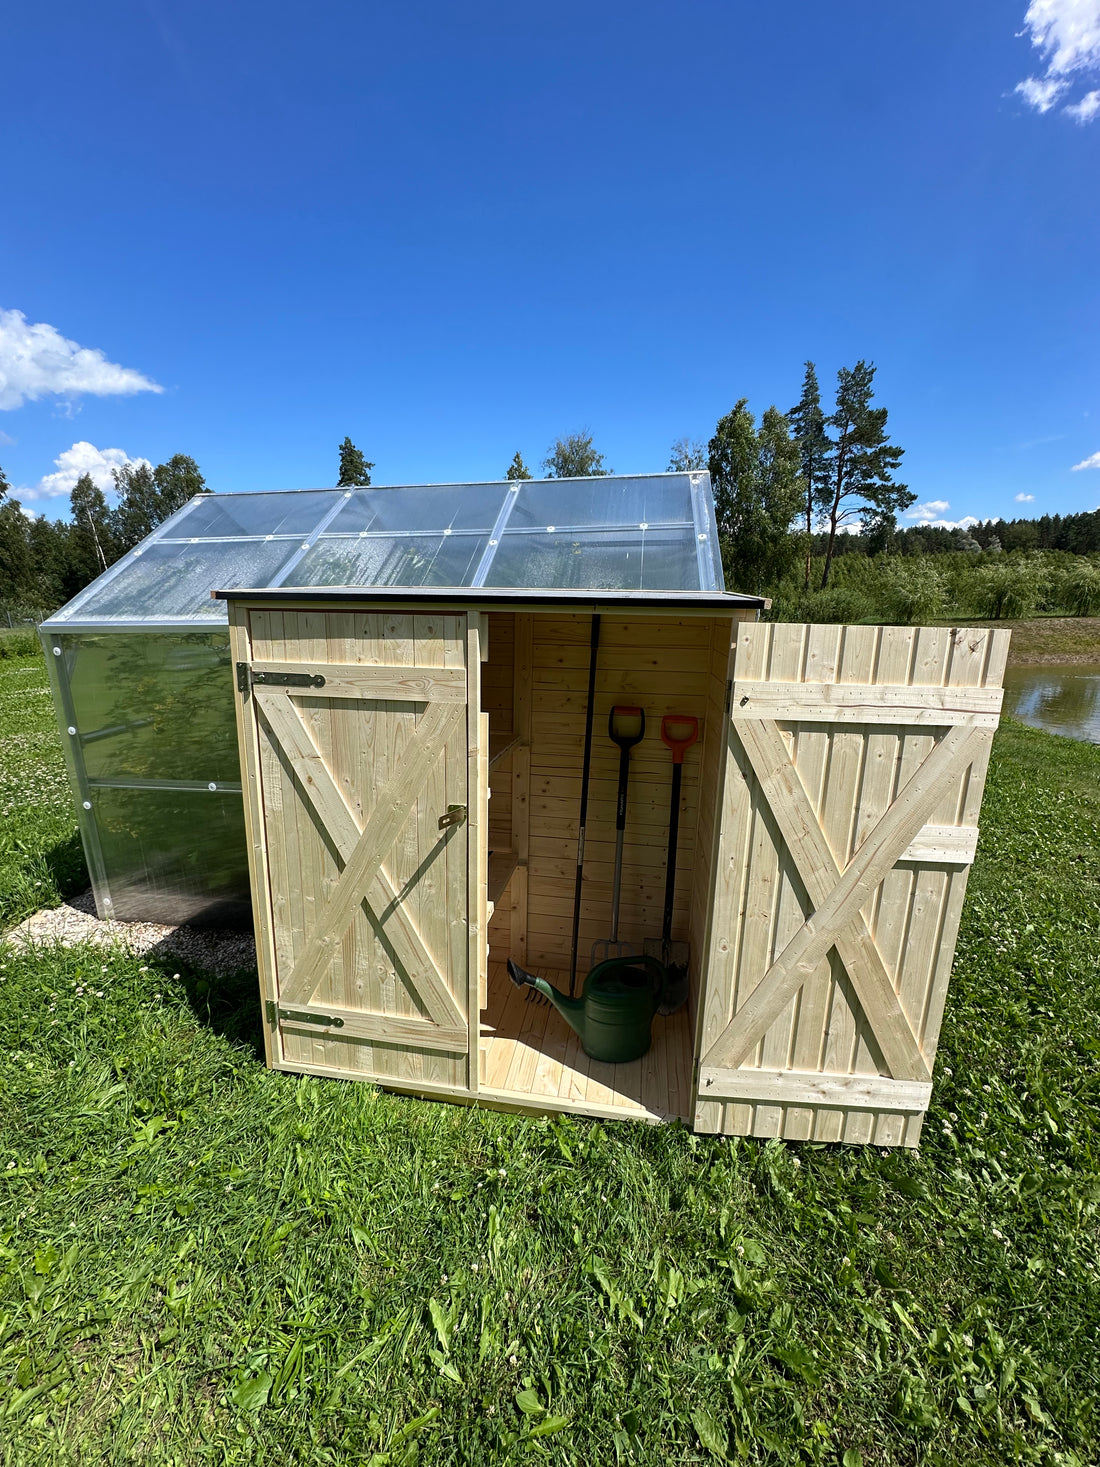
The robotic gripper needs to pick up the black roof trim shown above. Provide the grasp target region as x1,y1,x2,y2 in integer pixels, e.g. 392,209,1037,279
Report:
213,585,764,610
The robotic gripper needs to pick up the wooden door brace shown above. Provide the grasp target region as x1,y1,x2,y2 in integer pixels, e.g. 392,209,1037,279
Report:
701,720,986,1077
257,692,466,1012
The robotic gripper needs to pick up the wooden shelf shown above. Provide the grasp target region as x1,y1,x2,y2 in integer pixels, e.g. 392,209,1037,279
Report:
487,851,519,910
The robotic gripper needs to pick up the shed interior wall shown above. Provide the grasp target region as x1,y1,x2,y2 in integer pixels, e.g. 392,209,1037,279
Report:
476,609,742,1120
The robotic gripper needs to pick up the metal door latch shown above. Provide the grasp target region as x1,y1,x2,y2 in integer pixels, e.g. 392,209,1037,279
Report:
265,1000,344,1028
238,663,326,692
438,804,468,831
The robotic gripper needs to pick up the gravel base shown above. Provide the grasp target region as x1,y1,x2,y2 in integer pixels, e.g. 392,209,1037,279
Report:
2,890,257,977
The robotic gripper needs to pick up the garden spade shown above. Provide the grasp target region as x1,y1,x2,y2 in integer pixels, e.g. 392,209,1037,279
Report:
591,705,645,965
645,713,699,1014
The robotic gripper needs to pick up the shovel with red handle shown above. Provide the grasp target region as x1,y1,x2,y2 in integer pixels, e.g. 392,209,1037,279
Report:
644,713,699,1014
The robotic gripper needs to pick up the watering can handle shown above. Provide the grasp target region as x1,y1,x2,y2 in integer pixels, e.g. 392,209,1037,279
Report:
661,714,699,765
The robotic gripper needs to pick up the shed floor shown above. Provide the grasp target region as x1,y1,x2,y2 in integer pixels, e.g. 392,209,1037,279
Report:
478,956,694,1122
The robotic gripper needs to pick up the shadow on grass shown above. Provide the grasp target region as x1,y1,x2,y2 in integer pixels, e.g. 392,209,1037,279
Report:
45,831,89,902
161,952,268,1062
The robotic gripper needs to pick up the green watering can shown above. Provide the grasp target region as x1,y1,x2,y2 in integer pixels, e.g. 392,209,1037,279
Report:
507,954,666,1064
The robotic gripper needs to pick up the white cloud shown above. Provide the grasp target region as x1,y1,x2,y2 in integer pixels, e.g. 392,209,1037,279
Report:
903,500,985,530
906,499,952,523
1016,0,1100,121
20,441,150,502
1066,86,1100,118
1015,75,1068,110
0,308,162,411
1072,450,1100,470
1015,492,1036,501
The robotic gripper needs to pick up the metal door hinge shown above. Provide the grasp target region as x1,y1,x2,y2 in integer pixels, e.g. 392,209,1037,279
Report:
266,999,344,1028
438,804,468,831
238,663,326,692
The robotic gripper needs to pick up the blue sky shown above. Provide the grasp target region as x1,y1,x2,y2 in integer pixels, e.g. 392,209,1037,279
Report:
2,0,1098,529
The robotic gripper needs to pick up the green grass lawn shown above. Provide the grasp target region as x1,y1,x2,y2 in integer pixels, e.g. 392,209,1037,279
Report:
2,647,1099,1466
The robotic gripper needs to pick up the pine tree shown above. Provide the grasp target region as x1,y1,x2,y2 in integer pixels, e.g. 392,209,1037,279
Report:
0,465,34,604
542,431,610,478
707,401,803,593
667,438,707,472
337,437,374,487
788,362,833,588
505,451,532,481
154,454,209,518
819,362,912,588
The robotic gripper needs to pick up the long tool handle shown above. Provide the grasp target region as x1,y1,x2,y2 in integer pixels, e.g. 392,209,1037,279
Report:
610,743,631,942
607,705,645,947
661,760,683,945
569,615,601,994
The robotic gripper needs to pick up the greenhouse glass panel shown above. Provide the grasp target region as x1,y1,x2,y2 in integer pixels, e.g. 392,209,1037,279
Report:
67,632,240,783
89,784,251,926
284,532,490,588
484,527,702,591
320,482,509,536
53,538,296,622
159,490,343,539
508,476,695,532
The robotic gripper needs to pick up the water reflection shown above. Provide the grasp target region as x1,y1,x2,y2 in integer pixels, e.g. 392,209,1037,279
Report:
1002,665,1100,744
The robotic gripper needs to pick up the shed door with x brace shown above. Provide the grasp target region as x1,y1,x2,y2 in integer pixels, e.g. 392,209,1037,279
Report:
693,622,1009,1148
231,606,480,1097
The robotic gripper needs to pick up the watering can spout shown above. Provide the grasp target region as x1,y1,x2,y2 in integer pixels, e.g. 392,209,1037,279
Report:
507,960,588,1038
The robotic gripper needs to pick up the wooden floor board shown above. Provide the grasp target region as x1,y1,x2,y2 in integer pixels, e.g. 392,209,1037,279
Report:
479,957,693,1122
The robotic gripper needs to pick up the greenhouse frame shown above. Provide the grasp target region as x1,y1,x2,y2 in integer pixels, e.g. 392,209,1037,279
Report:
40,472,728,926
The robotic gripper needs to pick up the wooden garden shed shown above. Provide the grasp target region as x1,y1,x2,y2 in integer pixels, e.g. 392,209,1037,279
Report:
219,585,1009,1149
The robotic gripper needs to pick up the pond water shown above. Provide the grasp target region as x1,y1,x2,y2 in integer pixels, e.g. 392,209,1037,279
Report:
1001,665,1100,744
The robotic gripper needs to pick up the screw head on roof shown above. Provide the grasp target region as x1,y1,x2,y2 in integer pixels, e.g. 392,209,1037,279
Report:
208,782,217,791
53,647,62,656
67,726,77,736
698,533,708,541
82,800,92,810
639,522,649,530
546,525,555,532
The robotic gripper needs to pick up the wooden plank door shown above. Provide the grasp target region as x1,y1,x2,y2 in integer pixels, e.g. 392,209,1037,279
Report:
693,622,1010,1147
229,606,481,1098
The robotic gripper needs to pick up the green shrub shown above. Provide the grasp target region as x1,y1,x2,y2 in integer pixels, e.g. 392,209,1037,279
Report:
0,628,40,660
877,557,947,624
973,557,1051,619
1057,557,1100,617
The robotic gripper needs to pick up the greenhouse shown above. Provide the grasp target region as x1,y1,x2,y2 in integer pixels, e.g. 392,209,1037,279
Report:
41,472,730,926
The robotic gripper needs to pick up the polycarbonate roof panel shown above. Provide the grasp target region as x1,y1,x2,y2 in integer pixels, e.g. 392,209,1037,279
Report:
322,482,508,535
44,473,723,628
484,527,701,591
507,476,694,530
58,539,296,622
284,532,490,589
169,490,344,538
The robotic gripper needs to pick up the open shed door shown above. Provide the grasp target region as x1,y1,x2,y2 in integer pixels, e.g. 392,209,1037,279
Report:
694,622,1009,1147
230,607,480,1098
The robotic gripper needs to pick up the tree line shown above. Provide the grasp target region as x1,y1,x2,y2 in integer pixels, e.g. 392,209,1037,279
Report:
0,456,208,615
3,381,1096,622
